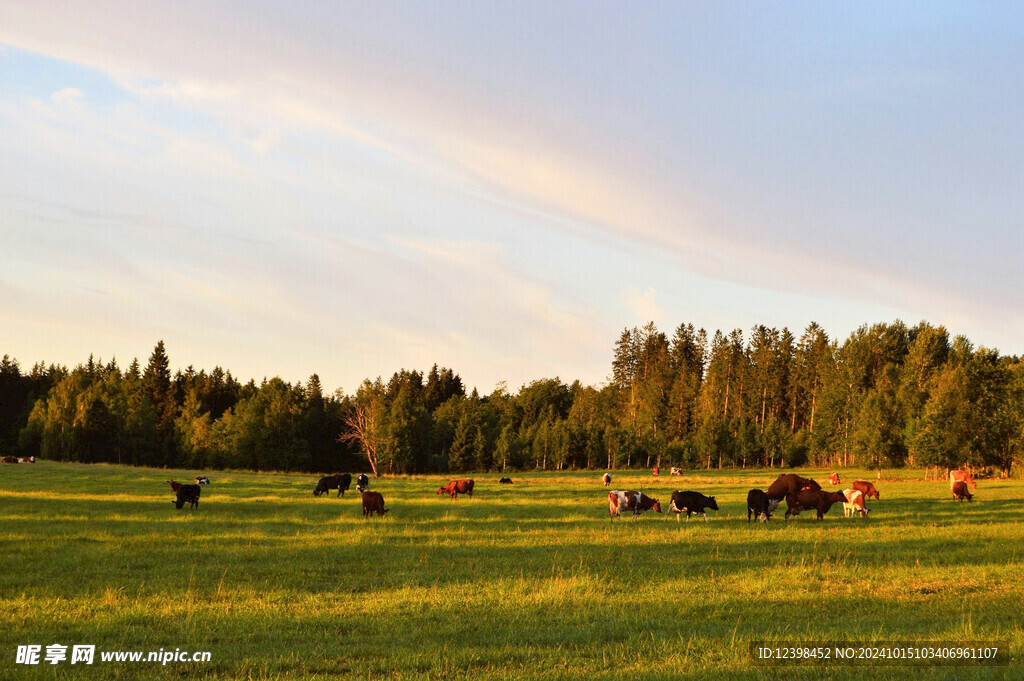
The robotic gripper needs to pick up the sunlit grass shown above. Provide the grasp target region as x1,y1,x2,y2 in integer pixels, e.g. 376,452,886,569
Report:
0,461,1021,679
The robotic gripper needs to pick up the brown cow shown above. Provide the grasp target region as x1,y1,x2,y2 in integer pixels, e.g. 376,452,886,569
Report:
652,467,660,477
766,473,821,512
1,456,18,464
437,479,474,500
829,472,841,486
607,490,662,522
852,480,880,500
950,470,977,491
952,481,973,502
784,489,847,520
602,473,612,487
362,491,388,517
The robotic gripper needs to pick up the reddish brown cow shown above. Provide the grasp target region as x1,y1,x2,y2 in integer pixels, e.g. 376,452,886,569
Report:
784,489,847,520
652,467,660,477
949,470,977,491
607,490,662,522
829,472,841,486
852,480,880,500
362,491,388,517
952,481,973,502
437,479,474,499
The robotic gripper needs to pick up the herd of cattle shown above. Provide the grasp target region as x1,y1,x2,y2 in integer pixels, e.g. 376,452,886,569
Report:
154,465,983,523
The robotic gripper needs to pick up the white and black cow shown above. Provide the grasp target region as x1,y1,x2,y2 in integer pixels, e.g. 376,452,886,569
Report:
602,473,612,487
356,473,370,493
607,490,661,522
195,476,211,485
668,490,719,522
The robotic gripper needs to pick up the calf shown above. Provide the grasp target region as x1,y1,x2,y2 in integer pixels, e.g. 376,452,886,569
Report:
356,473,370,493
498,477,513,484
668,490,719,522
747,489,779,523
949,470,977,491
851,480,880,500
362,491,388,517
437,479,474,499
670,467,682,475
842,489,869,517
607,490,662,522
173,483,201,510
602,473,612,487
195,476,210,484
784,489,846,521
829,472,841,486
952,481,973,502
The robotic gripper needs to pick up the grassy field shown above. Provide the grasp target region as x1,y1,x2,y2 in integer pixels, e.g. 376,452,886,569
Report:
0,461,1021,680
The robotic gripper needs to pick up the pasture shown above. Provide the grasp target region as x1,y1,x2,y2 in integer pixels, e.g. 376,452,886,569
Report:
0,462,1021,680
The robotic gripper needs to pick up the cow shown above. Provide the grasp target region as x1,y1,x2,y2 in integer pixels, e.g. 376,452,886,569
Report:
498,477,513,484
1,456,18,463
18,456,35,463
952,481,973,502
766,473,821,511
670,467,682,475
195,476,210,485
829,472,841,486
949,470,977,491
438,479,474,500
313,474,352,498
784,489,847,521
843,489,869,517
602,473,612,487
362,491,388,517
356,474,370,493
652,467,660,477
170,482,201,510
747,489,779,522
668,490,719,522
851,480,880,500
607,490,661,522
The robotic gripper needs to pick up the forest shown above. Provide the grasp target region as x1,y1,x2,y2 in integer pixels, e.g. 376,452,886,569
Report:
2,320,1023,476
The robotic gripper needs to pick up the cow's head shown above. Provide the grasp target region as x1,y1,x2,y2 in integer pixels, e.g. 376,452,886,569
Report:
174,499,186,509
707,496,719,511
651,499,662,513
758,511,770,523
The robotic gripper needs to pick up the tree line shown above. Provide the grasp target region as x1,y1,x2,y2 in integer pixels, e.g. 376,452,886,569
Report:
2,320,1023,475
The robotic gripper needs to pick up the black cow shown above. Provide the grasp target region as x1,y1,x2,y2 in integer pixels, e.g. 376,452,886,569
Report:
498,477,513,484
356,474,370,493
747,489,779,522
313,473,352,497
174,484,201,510
668,490,719,522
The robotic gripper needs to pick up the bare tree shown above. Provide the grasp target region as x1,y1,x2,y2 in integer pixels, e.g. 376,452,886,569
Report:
339,381,384,477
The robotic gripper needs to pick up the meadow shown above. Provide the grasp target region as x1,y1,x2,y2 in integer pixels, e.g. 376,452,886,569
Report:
0,461,1021,680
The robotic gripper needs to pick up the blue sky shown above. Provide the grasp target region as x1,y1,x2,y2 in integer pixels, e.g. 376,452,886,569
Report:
2,2,1023,392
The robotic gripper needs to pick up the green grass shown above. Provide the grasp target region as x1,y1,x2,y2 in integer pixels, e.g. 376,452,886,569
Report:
0,461,1021,680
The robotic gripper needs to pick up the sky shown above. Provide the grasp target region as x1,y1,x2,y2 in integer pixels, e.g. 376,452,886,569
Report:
2,1,1023,394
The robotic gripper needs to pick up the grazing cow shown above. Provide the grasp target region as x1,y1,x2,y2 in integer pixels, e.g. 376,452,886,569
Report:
784,489,847,520
1,456,18,463
313,474,352,498
829,472,841,486
668,490,719,522
949,470,977,491
670,467,682,475
607,490,662,522
952,481,973,502
18,456,35,463
498,477,513,484
602,473,612,487
362,491,388,517
195,476,210,485
356,474,370,493
747,489,779,523
171,482,201,510
842,489,869,517
851,480,880,500
652,467,660,477
437,479,474,500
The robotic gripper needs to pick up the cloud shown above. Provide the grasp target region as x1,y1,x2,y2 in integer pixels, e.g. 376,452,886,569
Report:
622,286,661,325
